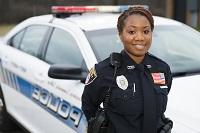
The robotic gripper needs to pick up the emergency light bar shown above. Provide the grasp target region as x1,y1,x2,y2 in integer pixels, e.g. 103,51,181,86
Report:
52,6,96,13
51,5,149,14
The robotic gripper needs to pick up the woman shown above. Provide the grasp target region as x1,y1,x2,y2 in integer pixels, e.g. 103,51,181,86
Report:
82,6,172,133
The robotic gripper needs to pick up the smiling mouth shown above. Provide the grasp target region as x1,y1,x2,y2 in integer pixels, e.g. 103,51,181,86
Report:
134,44,145,50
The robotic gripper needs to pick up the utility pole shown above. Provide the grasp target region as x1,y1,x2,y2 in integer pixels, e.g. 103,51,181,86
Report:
166,0,174,18
198,0,200,27
174,0,187,23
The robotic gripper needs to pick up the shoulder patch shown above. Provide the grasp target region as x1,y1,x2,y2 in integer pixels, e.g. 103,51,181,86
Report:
151,72,166,85
85,67,97,85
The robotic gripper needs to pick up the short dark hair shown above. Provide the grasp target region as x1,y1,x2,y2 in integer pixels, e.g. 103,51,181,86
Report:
117,6,154,34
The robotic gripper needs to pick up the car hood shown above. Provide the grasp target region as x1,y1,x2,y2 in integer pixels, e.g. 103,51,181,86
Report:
166,74,200,133
0,36,4,43
166,108,200,133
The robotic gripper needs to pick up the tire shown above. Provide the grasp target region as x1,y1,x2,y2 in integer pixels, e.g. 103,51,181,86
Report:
0,86,18,132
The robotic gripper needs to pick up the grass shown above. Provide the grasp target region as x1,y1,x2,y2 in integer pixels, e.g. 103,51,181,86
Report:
0,24,16,36
196,26,200,32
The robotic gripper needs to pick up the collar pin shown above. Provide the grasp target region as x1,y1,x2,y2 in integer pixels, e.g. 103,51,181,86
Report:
127,65,135,69
146,64,152,68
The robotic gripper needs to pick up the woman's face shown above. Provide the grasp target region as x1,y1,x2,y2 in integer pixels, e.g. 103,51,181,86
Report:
119,14,152,59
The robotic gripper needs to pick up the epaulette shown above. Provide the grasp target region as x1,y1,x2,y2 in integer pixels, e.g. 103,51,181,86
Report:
97,57,111,68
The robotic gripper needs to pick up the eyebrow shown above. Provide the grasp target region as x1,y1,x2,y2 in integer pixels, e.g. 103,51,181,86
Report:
128,25,151,29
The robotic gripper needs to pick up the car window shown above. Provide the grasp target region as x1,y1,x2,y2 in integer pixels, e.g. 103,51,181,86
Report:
85,29,123,60
10,30,25,48
45,28,83,66
86,26,200,74
150,26,200,73
19,25,49,56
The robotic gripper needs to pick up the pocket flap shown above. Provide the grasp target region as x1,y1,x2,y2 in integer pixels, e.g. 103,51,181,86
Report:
112,89,133,100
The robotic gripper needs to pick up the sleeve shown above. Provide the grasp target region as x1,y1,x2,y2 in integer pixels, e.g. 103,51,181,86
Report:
81,64,106,121
166,65,173,93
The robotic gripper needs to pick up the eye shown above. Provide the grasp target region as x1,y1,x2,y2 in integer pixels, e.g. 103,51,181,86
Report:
144,30,150,34
128,30,135,35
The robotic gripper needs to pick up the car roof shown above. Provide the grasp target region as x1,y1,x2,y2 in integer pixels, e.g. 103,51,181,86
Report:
10,12,184,35
63,13,183,31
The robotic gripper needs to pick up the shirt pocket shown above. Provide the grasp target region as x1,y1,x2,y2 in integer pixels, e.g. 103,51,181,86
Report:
154,85,168,116
110,88,143,115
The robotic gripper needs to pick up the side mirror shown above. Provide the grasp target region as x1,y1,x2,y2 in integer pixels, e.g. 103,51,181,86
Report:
48,64,86,81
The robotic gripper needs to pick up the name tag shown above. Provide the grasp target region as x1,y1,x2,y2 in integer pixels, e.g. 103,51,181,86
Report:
160,85,168,89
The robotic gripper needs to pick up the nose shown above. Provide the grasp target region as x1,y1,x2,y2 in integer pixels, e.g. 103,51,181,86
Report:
134,32,144,41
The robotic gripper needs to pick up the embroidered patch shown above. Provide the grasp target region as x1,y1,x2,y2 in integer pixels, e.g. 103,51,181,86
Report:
151,72,166,85
85,67,97,85
116,75,128,90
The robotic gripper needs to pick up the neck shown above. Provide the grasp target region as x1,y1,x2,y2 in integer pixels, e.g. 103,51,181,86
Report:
126,52,145,64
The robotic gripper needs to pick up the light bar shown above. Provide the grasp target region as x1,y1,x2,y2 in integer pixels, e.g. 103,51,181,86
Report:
51,5,149,14
52,6,96,13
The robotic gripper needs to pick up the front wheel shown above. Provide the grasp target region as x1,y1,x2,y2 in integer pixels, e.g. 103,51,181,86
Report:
0,87,18,132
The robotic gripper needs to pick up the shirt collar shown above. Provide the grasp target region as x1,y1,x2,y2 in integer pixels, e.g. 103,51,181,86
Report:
142,53,152,69
120,50,151,71
121,50,137,66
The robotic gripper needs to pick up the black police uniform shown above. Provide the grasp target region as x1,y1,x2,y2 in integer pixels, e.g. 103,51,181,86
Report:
82,50,172,133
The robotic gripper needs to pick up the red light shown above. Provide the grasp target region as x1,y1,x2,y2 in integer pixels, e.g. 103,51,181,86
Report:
52,6,97,13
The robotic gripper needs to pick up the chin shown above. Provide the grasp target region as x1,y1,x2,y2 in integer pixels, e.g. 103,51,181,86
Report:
126,49,147,57
133,51,147,57
134,54,145,57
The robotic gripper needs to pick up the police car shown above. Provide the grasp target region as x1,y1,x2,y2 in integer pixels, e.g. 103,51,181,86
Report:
0,5,200,133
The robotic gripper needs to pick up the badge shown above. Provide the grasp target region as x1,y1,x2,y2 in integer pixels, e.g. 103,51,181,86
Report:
116,75,128,90
85,67,97,85
151,72,165,85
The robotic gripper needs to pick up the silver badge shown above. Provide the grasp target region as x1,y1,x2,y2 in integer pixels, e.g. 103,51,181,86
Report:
116,75,128,90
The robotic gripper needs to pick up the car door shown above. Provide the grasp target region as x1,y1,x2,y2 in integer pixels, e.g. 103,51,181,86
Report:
0,25,63,132
1,23,89,132
151,25,200,133
39,27,88,133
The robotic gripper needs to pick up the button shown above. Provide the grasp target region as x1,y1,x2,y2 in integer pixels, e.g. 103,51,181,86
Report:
123,94,127,98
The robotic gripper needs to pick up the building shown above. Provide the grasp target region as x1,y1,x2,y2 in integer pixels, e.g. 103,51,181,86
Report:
0,0,199,28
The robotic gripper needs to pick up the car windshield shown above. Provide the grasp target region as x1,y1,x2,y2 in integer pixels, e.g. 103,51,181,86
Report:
85,25,200,74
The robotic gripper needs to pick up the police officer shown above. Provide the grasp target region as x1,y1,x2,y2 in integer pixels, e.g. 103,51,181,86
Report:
82,6,172,133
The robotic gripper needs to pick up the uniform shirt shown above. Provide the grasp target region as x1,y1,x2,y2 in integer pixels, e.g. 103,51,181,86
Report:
82,50,172,133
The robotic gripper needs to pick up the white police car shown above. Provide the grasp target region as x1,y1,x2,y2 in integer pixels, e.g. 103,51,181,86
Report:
0,5,200,133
